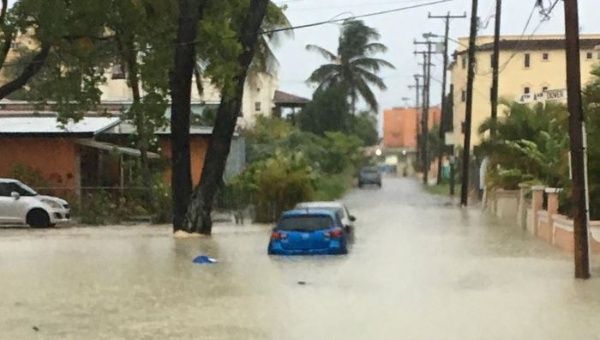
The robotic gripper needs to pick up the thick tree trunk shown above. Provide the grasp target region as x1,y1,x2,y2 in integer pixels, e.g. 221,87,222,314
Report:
184,0,270,235
170,0,206,231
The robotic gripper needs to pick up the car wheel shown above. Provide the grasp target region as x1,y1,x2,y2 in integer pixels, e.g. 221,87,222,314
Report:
27,209,50,228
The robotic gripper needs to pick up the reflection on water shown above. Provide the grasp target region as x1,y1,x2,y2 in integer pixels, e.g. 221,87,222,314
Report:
1,178,600,339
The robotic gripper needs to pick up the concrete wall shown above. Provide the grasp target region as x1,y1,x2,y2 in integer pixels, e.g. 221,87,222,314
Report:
485,184,600,254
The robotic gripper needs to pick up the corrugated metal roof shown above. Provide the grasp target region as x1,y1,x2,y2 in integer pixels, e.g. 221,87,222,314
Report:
76,139,161,159
0,117,120,135
105,121,213,135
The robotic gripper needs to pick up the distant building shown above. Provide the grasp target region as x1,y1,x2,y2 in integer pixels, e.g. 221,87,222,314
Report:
383,106,441,150
449,34,600,148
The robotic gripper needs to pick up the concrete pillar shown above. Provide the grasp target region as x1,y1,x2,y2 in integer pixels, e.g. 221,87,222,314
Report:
531,186,545,235
545,188,562,215
518,183,531,229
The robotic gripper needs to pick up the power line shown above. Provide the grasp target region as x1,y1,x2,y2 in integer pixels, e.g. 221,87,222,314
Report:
283,0,445,12
258,0,453,36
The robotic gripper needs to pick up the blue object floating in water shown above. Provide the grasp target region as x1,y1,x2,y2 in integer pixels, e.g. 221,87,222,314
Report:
193,255,218,264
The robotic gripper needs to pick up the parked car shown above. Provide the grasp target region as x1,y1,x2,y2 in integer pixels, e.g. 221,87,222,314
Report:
0,178,71,228
358,166,382,188
268,209,348,255
294,201,356,233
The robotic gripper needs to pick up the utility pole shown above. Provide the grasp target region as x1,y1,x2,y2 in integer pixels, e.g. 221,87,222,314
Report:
428,12,467,185
563,0,590,279
415,38,435,185
460,0,479,206
409,75,423,166
490,0,502,139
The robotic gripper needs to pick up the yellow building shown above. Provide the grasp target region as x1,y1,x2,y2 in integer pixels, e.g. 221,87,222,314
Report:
449,34,600,148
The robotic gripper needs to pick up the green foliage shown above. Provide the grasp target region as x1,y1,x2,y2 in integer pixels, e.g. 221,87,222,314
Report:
306,19,394,112
583,65,600,220
348,111,379,146
479,100,569,189
235,117,364,222
233,151,315,223
8,164,48,189
299,86,350,135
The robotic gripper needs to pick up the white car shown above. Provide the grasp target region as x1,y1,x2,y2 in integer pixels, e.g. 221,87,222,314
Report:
294,201,356,232
0,178,71,228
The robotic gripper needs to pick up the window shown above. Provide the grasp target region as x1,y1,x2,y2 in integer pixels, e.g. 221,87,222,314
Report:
587,52,593,60
0,183,10,197
461,56,466,69
461,90,466,102
542,53,549,61
542,86,548,92
524,53,531,68
111,64,126,80
254,102,261,112
524,87,531,94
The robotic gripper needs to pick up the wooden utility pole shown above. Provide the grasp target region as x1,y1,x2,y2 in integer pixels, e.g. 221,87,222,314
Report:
415,39,435,185
563,0,590,279
409,75,423,166
490,0,502,139
428,12,467,185
460,0,479,206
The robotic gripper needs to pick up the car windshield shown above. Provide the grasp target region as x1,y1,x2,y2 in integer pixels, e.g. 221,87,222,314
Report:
278,215,334,231
361,168,378,175
15,182,38,196
296,205,345,218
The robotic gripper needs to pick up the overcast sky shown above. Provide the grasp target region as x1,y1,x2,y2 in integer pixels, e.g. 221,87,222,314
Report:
273,0,600,120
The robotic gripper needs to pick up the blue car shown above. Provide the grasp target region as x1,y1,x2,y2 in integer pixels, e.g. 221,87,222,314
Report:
268,209,348,255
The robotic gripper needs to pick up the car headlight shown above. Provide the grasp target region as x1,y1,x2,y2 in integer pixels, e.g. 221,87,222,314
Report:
41,199,63,209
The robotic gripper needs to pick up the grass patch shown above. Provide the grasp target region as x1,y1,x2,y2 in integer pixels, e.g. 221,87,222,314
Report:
424,183,450,196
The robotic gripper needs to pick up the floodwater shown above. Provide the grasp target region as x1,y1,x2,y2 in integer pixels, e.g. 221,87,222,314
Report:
2,178,600,339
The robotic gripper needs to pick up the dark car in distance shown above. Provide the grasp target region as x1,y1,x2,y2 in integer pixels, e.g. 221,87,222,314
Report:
358,166,382,188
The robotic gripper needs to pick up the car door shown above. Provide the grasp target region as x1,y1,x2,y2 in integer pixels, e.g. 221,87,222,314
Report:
8,183,33,222
0,183,17,223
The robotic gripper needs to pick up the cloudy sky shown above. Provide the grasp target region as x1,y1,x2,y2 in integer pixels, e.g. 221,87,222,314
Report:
273,0,599,121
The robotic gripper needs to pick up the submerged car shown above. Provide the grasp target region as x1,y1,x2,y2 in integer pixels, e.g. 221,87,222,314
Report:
358,166,382,188
268,209,348,255
0,178,70,228
294,201,356,233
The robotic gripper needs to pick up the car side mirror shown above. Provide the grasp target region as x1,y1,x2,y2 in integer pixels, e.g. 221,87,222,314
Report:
11,191,20,200
349,215,356,222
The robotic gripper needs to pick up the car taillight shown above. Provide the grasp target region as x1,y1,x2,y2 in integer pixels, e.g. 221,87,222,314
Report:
327,228,344,239
271,231,287,240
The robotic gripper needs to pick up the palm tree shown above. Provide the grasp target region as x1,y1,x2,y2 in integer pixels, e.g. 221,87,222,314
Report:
306,20,394,113
478,100,569,189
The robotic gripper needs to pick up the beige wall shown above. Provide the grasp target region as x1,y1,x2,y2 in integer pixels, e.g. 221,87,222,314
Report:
450,34,600,148
100,70,278,127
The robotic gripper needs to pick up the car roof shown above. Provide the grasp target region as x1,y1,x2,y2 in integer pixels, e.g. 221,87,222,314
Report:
0,178,18,183
281,209,338,219
295,201,344,209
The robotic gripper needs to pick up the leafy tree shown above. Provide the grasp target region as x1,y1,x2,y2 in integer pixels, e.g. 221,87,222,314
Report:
349,111,378,146
106,0,174,211
0,0,113,117
298,86,350,136
182,0,272,234
306,20,394,113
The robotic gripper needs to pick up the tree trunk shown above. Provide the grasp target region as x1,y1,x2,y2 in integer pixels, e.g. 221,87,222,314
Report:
184,0,270,235
121,37,155,212
170,0,206,231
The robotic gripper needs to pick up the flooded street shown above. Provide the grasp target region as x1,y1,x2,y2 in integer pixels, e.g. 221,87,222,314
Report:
2,177,600,339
